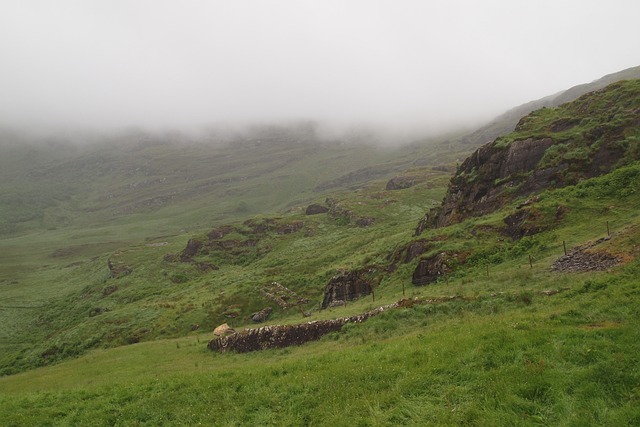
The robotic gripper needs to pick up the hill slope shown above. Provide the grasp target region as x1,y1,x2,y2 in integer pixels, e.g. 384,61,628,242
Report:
1,118,640,426
1,71,640,425
459,65,640,148
417,79,640,232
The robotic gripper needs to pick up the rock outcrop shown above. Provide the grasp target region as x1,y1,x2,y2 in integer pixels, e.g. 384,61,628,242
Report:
416,80,640,234
412,252,453,285
251,307,273,323
321,269,375,309
165,217,307,267
388,239,431,272
107,259,132,278
386,176,416,190
416,137,557,233
305,203,329,215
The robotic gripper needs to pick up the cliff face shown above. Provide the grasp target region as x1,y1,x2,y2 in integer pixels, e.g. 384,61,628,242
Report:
416,79,640,234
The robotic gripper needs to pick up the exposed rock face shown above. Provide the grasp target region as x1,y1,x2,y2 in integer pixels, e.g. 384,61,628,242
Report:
386,176,415,190
102,285,118,296
276,221,304,234
415,80,640,235
181,238,203,260
416,138,556,233
321,269,374,309
251,307,273,323
167,217,307,268
388,239,432,272
355,217,375,227
502,209,544,241
325,199,376,227
305,203,329,215
412,253,452,285
404,240,431,263
207,225,235,240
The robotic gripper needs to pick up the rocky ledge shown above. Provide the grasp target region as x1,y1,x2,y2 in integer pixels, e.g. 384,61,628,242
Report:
415,80,640,234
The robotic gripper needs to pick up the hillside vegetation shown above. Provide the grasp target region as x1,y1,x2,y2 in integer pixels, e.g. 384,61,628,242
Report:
1,79,639,425
418,79,640,230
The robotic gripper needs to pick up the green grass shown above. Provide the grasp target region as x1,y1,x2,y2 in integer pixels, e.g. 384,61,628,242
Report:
1,157,640,424
1,259,639,425
494,80,640,169
1,88,640,424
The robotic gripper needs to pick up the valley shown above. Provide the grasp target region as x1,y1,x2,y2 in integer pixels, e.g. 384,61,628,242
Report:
1,73,639,425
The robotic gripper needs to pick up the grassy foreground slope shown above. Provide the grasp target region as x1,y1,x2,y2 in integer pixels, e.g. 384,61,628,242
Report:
1,159,639,426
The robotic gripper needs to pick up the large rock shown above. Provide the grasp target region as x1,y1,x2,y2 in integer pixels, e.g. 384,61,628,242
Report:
251,307,273,323
321,269,373,309
181,238,203,260
305,204,329,215
385,176,415,190
412,253,452,285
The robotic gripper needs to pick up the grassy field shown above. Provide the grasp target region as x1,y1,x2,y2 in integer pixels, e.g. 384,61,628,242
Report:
1,84,639,424
1,157,639,425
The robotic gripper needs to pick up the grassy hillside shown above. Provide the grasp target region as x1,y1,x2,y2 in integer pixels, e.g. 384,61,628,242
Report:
0,123,465,375
0,165,450,374
1,76,639,425
460,65,640,148
1,158,639,425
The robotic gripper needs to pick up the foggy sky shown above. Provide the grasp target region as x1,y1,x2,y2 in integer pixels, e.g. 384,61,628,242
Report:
1,0,639,135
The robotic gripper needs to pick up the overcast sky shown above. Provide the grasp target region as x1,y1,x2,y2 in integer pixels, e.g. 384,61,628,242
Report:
1,0,639,135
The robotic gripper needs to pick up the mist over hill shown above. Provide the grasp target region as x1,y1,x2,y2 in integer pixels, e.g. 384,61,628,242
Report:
2,52,640,424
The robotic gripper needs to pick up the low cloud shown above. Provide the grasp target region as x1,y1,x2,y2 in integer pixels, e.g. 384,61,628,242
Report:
1,1,639,138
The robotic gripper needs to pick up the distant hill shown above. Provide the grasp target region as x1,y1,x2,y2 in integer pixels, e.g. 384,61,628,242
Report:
458,65,640,148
